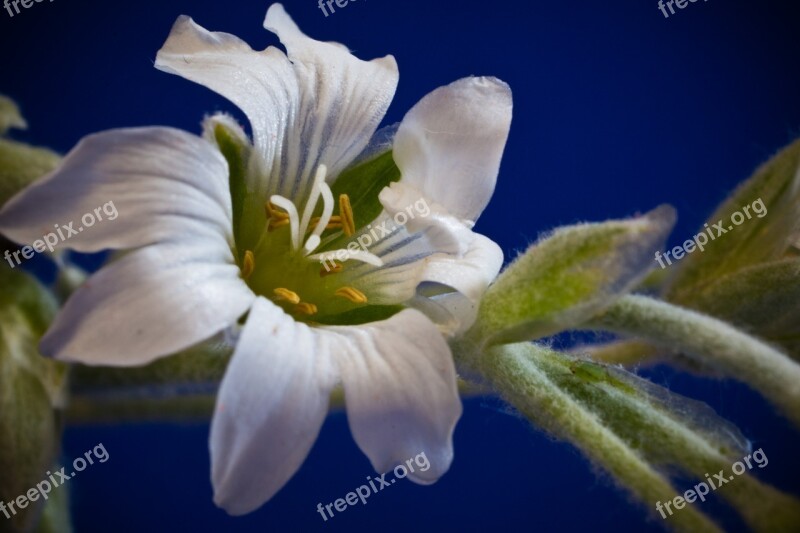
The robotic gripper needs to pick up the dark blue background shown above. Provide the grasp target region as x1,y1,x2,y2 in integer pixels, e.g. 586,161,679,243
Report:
2,0,799,531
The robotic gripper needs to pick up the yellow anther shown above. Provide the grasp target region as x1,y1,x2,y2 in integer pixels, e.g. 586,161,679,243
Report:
295,302,318,315
268,218,290,231
339,194,356,236
310,215,342,229
334,286,368,304
307,215,343,234
320,263,343,277
241,250,255,279
266,201,292,231
265,201,290,220
273,287,301,305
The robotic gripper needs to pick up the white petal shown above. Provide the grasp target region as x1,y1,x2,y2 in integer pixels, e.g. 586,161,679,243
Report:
41,242,254,366
393,76,512,223
155,8,399,203
263,4,399,201
344,183,504,322
211,297,336,515
155,16,297,199
377,181,471,255
0,127,232,253
414,231,504,304
409,291,479,337
355,227,502,325
328,309,462,484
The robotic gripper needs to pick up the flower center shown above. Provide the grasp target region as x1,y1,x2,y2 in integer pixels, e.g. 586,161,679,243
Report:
238,164,384,324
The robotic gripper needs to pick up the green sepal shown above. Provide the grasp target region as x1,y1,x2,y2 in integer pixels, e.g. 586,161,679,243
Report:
319,151,401,252
313,304,404,326
210,119,252,261
331,151,401,229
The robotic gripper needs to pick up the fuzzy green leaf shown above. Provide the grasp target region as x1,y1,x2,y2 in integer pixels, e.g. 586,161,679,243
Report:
461,341,723,532
0,95,27,136
666,139,800,304
685,258,800,358
0,269,65,532
0,96,60,209
590,294,800,427
0,139,60,209
471,205,676,345
526,346,800,532
456,340,800,532
34,476,72,533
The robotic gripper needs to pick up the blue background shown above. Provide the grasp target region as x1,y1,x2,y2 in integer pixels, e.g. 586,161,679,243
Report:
2,0,799,531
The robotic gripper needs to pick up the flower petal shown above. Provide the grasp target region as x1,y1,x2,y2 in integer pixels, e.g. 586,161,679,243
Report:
352,225,502,322
263,4,399,201
41,242,254,366
343,182,504,325
329,309,462,484
155,6,399,203
154,15,297,199
0,127,232,253
413,231,504,304
393,76,513,223
211,297,336,515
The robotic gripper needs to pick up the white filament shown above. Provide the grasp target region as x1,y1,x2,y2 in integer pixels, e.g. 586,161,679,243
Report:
304,180,335,254
309,249,384,267
299,165,327,240
269,195,301,250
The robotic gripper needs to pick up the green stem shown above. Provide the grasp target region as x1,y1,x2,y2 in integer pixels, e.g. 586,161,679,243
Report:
64,334,489,425
456,341,721,532
589,295,800,426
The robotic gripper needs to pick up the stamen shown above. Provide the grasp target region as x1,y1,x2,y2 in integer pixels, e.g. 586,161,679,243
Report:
298,165,328,240
309,215,341,231
273,287,301,305
270,195,301,249
309,249,384,267
334,286,368,304
265,201,290,221
295,302,318,315
268,218,290,231
241,250,255,279
320,263,343,277
339,194,356,236
304,179,335,254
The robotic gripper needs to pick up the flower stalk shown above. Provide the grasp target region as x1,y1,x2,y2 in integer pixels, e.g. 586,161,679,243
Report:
587,294,800,426
454,341,722,532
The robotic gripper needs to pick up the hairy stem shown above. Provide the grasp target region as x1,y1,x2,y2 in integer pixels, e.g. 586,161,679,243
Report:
456,341,721,532
587,295,800,426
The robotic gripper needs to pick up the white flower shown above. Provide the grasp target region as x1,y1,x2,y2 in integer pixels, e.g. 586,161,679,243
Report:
0,3,512,515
